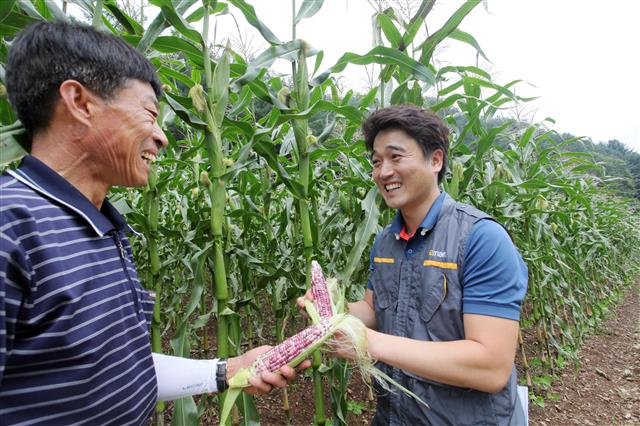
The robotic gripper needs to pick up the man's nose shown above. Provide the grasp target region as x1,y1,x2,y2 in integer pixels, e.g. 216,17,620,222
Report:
153,122,168,149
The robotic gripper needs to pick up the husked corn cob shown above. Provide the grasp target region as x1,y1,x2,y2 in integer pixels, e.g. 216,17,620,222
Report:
311,260,334,318
254,319,332,374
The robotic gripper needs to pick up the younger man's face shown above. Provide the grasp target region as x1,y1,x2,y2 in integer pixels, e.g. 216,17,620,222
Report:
371,128,442,213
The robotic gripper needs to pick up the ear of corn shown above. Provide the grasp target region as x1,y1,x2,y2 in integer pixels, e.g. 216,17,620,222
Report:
311,260,334,318
253,319,332,376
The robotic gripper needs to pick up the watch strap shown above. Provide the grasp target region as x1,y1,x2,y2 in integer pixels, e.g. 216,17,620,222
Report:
216,358,228,393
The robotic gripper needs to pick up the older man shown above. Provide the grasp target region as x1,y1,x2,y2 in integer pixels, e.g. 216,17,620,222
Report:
0,21,305,425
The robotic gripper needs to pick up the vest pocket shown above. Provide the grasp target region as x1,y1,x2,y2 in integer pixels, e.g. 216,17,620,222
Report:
371,263,400,310
418,271,448,323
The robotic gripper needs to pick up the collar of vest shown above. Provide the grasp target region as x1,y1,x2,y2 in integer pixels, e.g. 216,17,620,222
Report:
9,155,133,237
389,191,449,238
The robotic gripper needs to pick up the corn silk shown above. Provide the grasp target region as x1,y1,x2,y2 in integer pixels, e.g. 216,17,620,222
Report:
220,261,428,424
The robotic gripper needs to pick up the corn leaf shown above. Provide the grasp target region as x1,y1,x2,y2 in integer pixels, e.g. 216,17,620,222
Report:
0,0,16,23
0,12,39,36
15,0,46,20
211,46,230,104
312,46,434,86
160,5,203,47
164,93,208,129
448,28,490,63
253,138,306,199
137,0,197,53
232,40,316,91
104,1,143,35
0,133,26,166
227,0,282,45
279,100,363,123
400,0,435,49
295,0,324,24
339,188,381,283
171,396,198,426
418,0,481,64
186,2,228,22
237,394,260,425
157,65,195,89
376,12,402,48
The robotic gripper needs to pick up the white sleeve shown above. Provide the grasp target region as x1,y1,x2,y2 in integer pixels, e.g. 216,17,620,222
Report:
152,353,220,401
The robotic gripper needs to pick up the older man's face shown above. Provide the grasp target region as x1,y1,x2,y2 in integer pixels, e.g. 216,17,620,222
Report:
89,79,167,188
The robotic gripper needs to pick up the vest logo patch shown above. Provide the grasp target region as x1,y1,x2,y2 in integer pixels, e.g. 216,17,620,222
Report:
428,249,447,258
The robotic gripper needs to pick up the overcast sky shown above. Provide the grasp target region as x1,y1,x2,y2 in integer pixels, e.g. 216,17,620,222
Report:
208,0,640,153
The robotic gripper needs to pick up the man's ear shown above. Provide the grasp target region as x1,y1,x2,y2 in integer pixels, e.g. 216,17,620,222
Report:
430,148,444,173
58,80,95,127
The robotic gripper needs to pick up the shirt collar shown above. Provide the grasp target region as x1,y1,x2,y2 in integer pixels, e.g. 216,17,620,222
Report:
390,191,447,237
8,155,129,236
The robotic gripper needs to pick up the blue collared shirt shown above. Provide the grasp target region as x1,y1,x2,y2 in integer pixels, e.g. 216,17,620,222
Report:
0,155,157,424
369,192,528,320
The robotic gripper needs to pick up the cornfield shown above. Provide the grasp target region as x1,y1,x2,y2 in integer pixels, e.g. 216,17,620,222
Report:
1,0,639,424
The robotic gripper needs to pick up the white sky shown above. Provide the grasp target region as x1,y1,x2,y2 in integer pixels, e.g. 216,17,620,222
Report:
207,0,640,153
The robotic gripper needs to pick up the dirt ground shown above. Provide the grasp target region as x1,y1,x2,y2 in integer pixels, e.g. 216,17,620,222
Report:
528,279,639,426
162,278,639,425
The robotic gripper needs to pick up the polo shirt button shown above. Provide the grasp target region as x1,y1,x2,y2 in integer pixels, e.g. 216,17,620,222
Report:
407,249,414,254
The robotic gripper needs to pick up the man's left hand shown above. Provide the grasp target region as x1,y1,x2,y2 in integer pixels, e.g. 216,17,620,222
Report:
227,346,311,396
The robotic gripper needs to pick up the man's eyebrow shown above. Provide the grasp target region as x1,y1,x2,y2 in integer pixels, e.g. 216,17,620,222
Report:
370,144,405,160
144,95,160,111
385,144,406,152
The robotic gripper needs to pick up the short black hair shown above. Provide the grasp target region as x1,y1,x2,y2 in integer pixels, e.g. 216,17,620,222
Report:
6,21,162,141
363,104,450,184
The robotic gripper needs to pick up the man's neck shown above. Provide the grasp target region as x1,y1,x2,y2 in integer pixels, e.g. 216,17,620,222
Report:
400,190,440,235
31,132,108,209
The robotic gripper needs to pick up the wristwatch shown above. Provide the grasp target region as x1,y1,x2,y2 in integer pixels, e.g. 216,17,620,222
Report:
216,358,228,393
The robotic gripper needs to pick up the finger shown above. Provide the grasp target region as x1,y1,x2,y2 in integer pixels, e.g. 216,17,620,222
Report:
297,359,312,369
260,371,288,388
278,365,296,381
248,376,273,394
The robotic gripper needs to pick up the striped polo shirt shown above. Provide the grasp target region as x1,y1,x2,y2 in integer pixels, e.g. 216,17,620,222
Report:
0,156,157,425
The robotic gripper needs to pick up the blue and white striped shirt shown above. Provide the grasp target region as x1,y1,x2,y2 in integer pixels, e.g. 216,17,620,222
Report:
0,156,157,425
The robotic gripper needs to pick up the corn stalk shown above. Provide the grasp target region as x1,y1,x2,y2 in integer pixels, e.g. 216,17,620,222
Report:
290,1,325,422
144,164,164,425
201,0,231,416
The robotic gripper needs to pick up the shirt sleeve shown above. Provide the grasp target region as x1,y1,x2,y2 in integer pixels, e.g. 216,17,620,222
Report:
0,231,29,385
153,353,220,400
461,219,528,321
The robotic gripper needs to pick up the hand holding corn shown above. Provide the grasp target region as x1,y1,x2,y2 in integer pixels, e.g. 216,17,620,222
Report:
227,346,311,396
